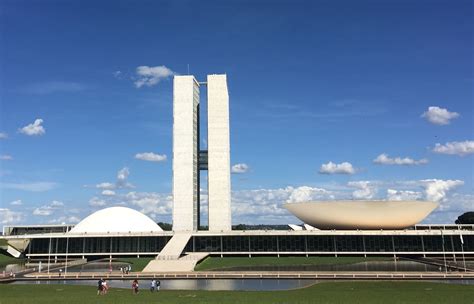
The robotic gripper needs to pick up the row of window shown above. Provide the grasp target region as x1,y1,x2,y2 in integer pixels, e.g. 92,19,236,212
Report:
27,235,473,254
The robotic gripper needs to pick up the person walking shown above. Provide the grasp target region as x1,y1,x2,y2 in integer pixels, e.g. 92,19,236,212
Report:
97,278,103,295
132,279,139,294
156,280,161,292
150,279,156,292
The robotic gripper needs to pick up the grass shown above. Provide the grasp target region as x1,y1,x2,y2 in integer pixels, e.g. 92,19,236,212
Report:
195,256,389,271
0,281,472,304
114,257,154,272
0,251,24,268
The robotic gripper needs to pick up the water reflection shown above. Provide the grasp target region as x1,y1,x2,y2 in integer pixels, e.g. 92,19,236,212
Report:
11,279,318,291
217,261,439,272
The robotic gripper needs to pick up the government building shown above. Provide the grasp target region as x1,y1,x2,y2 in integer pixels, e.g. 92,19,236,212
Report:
2,74,473,268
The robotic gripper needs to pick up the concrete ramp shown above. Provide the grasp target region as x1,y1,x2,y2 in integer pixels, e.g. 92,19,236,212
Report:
142,253,209,272
157,232,192,260
142,232,204,272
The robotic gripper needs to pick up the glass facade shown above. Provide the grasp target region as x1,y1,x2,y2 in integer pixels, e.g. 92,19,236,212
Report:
26,234,474,256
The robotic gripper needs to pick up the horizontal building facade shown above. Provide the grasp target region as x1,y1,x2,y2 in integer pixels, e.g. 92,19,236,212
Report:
4,226,474,259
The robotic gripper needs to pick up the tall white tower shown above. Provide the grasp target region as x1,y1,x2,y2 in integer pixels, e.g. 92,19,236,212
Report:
172,76,200,231
172,74,232,232
207,74,232,231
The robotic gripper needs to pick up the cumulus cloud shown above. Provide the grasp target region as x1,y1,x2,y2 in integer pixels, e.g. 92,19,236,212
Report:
125,191,173,220
0,132,8,139
432,141,474,156
0,181,57,192
10,199,22,206
89,197,107,207
422,106,459,125
373,153,428,165
0,155,13,161
287,186,334,203
19,119,45,136
96,182,116,190
231,186,336,224
48,216,81,224
0,208,24,224
33,200,64,216
386,189,423,201
134,65,175,88
348,181,377,199
102,190,116,196
95,167,134,190
319,161,355,175
135,152,167,162
33,206,54,216
231,163,249,174
420,179,464,202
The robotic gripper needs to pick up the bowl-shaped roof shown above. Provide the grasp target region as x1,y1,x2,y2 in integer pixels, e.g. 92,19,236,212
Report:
69,206,163,234
284,201,438,230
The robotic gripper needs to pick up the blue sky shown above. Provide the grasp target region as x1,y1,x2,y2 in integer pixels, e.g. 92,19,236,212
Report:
0,0,472,227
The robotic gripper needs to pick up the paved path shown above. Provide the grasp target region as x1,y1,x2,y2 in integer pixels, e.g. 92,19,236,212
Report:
4,270,471,283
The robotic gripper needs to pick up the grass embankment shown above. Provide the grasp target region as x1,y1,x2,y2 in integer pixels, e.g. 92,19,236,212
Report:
0,252,24,268
195,256,389,271
0,282,472,304
114,257,154,272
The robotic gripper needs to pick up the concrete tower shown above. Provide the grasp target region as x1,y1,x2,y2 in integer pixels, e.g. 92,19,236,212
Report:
207,74,232,231
172,76,200,231
172,74,232,232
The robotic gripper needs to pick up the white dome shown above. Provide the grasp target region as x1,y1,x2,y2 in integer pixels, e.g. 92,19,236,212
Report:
69,207,163,234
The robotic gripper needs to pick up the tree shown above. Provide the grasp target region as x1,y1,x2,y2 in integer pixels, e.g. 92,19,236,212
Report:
157,222,173,231
455,212,474,224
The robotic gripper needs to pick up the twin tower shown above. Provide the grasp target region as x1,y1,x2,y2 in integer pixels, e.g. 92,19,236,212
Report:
172,75,232,232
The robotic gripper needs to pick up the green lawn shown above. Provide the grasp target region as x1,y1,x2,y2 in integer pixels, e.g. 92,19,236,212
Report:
114,257,154,272
0,252,24,268
0,281,472,304
195,256,389,271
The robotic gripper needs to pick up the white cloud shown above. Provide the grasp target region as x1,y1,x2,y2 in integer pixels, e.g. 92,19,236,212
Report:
50,200,64,207
96,182,116,190
113,71,123,79
95,167,134,190
319,161,355,175
48,215,81,224
135,152,167,162
348,181,377,199
102,190,116,196
19,118,45,136
0,132,8,139
33,206,54,216
432,141,474,156
421,179,464,202
231,186,335,224
373,153,428,165
231,163,249,174
89,197,107,207
386,189,423,201
32,200,64,216
287,186,333,203
422,106,459,125
0,208,23,224
134,65,175,88
0,181,57,192
125,191,172,220
0,155,13,161
10,199,22,206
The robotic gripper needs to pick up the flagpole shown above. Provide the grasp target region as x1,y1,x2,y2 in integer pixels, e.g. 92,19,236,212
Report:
460,233,466,272
441,229,447,273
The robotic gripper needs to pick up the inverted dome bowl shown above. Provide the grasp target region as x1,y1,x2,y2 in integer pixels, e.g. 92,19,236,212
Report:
284,201,438,230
